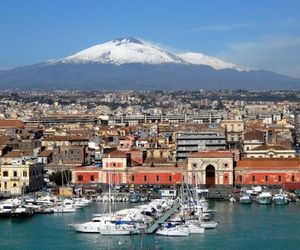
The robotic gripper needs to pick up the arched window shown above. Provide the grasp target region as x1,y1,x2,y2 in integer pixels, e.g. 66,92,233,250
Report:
77,175,83,181
13,183,17,187
3,171,8,177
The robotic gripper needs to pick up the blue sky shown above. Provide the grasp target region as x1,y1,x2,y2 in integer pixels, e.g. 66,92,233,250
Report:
0,0,299,77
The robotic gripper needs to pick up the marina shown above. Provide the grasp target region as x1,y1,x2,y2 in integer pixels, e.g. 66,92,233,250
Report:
1,200,300,249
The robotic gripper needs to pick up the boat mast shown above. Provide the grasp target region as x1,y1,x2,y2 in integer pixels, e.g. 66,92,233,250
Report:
108,154,112,214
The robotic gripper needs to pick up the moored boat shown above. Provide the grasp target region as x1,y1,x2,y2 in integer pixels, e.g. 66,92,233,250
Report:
257,192,272,205
240,194,252,204
156,224,190,237
11,207,35,218
273,194,289,205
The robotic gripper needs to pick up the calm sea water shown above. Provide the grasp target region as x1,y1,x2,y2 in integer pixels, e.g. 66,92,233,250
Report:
1,201,300,250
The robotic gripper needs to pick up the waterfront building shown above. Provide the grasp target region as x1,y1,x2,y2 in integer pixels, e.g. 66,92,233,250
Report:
101,150,129,184
187,151,235,187
0,163,44,195
127,166,183,185
72,166,102,184
235,158,300,188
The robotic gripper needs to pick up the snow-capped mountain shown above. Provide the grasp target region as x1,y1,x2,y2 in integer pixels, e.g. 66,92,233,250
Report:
0,37,299,90
57,37,186,65
177,52,249,71
54,37,247,71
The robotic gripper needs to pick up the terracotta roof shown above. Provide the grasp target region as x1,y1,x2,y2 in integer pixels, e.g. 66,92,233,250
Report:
38,150,53,157
43,135,89,141
250,145,290,151
0,119,25,129
3,150,32,158
237,158,299,169
188,150,233,158
243,130,265,141
103,149,128,158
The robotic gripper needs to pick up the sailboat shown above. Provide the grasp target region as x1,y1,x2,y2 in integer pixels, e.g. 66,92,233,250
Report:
100,154,140,235
156,174,193,237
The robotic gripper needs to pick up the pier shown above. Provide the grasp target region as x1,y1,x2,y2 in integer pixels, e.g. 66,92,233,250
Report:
145,200,181,234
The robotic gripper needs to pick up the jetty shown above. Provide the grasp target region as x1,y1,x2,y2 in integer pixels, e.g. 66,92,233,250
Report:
145,200,181,234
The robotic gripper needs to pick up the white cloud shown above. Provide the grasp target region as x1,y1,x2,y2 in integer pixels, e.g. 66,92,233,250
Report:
218,35,300,78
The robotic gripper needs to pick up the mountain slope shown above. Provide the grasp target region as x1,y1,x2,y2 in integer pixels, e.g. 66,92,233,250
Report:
0,37,299,90
53,37,186,65
177,52,248,71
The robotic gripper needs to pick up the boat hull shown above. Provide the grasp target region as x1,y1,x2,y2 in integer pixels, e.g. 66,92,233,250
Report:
273,199,288,205
257,197,272,205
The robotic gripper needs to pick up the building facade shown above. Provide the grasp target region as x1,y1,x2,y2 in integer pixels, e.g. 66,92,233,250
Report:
187,151,235,186
176,132,226,161
0,163,44,195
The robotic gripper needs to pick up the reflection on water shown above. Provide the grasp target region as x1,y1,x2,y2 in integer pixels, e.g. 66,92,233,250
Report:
1,201,300,250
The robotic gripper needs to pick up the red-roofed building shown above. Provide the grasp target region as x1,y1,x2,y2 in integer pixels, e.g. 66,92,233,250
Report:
127,166,183,185
235,158,300,187
0,119,25,129
72,166,103,184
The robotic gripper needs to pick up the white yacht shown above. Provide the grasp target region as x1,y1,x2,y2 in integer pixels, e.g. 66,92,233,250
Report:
200,220,218,229
101,224,139,235
156,224,190,237
185,220,205,234
69,216,114,233
257,192,272,205
53,199,76,213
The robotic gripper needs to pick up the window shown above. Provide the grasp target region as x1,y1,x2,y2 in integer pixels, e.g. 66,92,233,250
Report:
265,176,268,182
156,175,160,182
278,176,281,182
77,175,83,181
252,175,256,182
23,171,27,177
90,175,95,182
4,182,7,189
13,183,17,187
292,175,295,182
3,171,8,177
13,171,17,177
144,175,147,182
131,175,135,182
239,175,243,182
168,176,172,182
193,163,197,168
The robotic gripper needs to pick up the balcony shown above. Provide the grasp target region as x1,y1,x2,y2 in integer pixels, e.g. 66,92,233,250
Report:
10,176,20,181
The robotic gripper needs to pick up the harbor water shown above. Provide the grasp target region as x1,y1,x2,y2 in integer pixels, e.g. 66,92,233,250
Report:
1,201,300,250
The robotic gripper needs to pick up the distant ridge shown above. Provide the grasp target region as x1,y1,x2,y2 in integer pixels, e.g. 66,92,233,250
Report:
0,37,299,90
